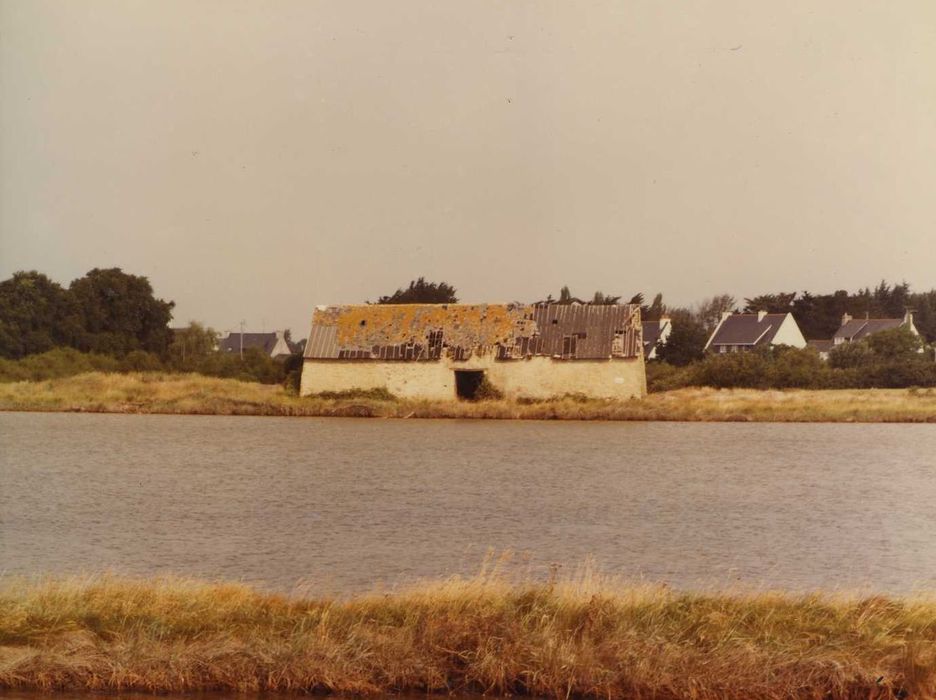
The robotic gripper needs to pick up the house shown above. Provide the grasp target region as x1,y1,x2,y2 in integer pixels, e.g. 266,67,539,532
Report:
704,310,806,353
806,339,834,361
300,303,646,400
832,311,919,347
642,316,671,360
219,331,294,359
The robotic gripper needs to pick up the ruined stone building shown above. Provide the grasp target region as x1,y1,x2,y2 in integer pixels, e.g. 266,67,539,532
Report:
300,304,646,400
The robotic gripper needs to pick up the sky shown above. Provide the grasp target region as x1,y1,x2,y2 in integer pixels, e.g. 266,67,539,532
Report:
2,1,934,338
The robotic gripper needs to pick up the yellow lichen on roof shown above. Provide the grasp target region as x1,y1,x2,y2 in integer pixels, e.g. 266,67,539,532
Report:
320,304,533,350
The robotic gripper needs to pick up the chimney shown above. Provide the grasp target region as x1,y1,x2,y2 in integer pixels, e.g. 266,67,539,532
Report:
841,312,852,326
904,309,914,326
757,310,767,322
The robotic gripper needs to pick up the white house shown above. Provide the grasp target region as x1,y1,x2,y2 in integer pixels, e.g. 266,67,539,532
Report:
832,311,920,347
642,316,672,360
705,311,807,353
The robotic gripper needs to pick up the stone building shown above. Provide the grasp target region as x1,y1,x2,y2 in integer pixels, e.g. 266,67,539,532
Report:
300,303,646,400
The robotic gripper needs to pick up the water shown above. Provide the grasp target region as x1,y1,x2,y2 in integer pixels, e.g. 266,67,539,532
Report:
2,411,936,593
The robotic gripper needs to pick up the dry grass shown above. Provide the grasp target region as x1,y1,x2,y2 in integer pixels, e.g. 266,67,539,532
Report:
1,371,935,422
2,571,936,698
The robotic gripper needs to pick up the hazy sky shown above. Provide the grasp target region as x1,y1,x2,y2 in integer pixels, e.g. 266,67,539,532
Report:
2,1,934,337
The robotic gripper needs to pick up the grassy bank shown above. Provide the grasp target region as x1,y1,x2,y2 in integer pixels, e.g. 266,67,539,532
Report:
2,574,936,699
1,371,936,421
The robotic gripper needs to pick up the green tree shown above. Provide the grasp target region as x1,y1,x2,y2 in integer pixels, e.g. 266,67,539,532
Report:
866,326,923,361
377,277,458,304
743,292,796,314
643,292,666,322
656,310,708,366
694,294,737,331
0,271,83,359
591,291,622,305
69,268,174,357
169,322,219,368
828,341,874,369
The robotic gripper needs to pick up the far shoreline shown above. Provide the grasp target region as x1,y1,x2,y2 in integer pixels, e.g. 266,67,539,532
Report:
1,372,935,423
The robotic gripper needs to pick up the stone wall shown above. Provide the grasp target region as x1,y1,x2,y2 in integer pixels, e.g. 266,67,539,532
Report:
301,355,646,400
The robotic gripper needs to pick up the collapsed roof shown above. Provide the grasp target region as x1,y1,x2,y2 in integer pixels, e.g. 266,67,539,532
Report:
304,304,643,361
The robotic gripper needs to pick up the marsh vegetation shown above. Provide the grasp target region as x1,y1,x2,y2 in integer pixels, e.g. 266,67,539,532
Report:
1,371,935,422
2,572,936,699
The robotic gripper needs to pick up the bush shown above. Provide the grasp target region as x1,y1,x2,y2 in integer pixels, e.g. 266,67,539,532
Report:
646,361,694,393
648,339,936,392
310,387,396,400
281,352,304,394
0,346,290,385
764,347,827,388
179,348,286,385
474,376,504,401
120,350,164,372
0,347,120,382
691,351,770,389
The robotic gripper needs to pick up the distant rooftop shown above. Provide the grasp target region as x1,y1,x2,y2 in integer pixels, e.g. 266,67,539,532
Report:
707,313,788,347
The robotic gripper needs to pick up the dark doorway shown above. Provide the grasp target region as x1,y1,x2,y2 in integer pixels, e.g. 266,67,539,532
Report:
454,370,485,400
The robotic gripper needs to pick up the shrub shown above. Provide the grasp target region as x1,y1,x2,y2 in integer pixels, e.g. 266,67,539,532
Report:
646,361,694,392
0,347,119,382
691,351,770,389
310,387,396,401
474,376,504,401
764,347,827,388
120,350,164,372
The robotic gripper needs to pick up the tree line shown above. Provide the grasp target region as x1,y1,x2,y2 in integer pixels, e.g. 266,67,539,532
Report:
0,269,289,385
3,271,934,390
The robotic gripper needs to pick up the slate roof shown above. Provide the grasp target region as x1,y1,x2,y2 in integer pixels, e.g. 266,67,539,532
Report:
642,319,670,357
807,339,833,353
707,313,788,347
834,318,903,342
304,304,643,361
219,332,279,355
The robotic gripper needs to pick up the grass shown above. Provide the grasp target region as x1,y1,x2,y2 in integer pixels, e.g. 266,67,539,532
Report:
0,371,935,422
2,570,936,698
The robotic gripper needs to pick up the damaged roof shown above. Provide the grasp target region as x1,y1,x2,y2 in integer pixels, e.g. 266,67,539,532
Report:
304,303,643,361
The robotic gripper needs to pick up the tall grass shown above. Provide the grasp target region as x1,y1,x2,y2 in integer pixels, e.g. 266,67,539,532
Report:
2,571,936,698
1,371,935,421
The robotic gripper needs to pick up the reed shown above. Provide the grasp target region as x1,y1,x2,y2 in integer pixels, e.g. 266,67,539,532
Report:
2,572,936,698
1,371,935,422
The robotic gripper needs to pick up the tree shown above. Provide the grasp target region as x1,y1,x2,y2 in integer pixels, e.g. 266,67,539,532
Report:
828,340,874,369
377,277,458,304
866,326,923,361
0,271,83,359
169,322,219,367
656,310,708,366
743,292,796,314
694,294,737,331
643,293,666,322
69,268,175,357
591,291,622,305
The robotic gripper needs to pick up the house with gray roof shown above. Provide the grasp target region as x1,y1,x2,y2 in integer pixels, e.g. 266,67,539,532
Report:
704,311,806,354
832,311,919,347
642,316,671,360
219,331,294,359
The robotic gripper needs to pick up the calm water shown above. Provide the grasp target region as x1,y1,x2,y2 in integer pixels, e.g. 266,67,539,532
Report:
2,411,936,593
